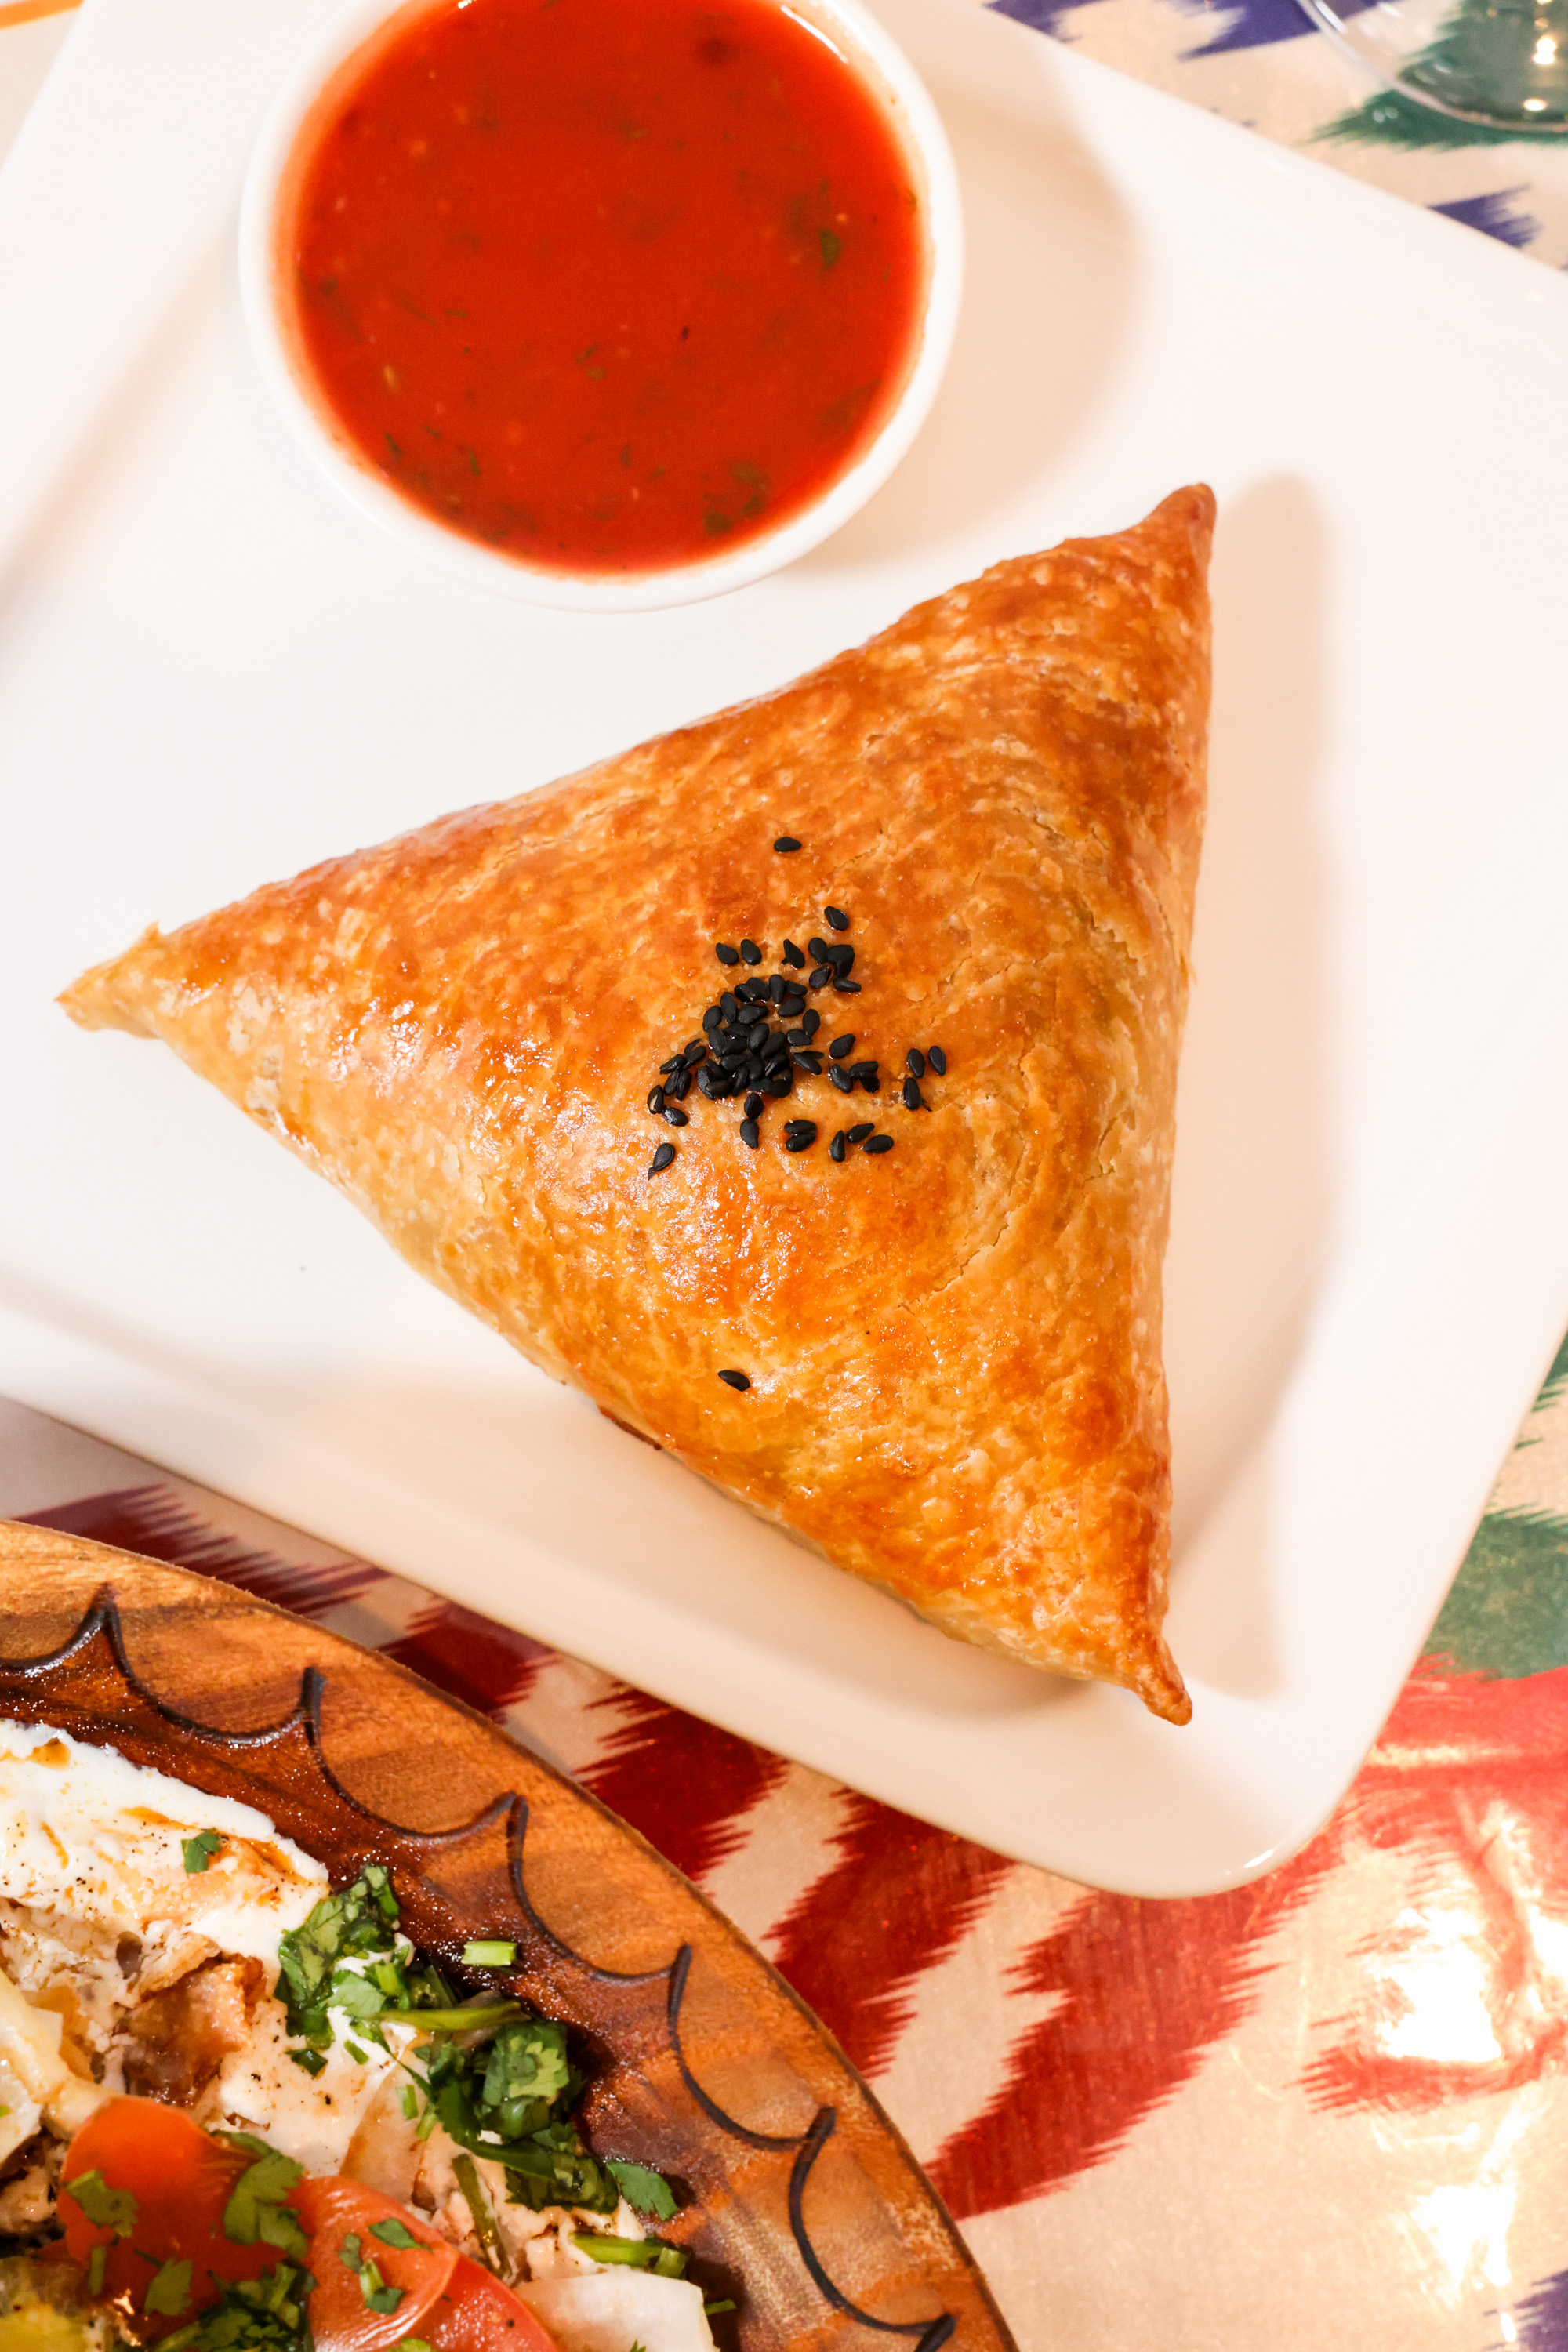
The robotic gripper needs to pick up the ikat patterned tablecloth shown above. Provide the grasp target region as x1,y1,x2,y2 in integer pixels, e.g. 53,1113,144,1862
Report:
8,0,1568,2345
5,1374,1568,2352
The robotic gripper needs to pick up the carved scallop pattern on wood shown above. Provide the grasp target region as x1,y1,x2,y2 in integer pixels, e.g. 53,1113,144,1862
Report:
0,1525,1017,2352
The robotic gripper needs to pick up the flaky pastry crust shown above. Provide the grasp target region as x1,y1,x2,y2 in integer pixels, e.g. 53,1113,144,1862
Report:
63,486,1214,1722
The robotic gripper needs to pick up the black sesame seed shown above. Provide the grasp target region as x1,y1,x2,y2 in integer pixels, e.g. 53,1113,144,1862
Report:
827,942,855,973
743,1053,764,1083
720,1050,747,1072
782,940,806,969
743,1091,764,1119
702,1007,724,1033
906,1048,926,1078
708,1072,737,1098
664,1105,690,1127
774,836,801,853
739,938,762,966
684,1040,706,1063
829,1034,855,1061
764,1076,793,1098
928,1046,947,1076
786,1028,810,1048
768,974,787,1004
649,1143,677,1174
779,990,807,1015
792,1051,823,1073
740,1118,760,1149
829,1065,855,1094
698,1067,722,1096
659,1055,683,1075
901,1076,924,1111
825,906,849,931
800,1009,821,1037
667,1071,691,1102
829,1131,847,1163
742,978,771,1003
715,942,740,967
783,1120,818,1151
808,937,831,962
647,1085,666,1114
863,1134,894,1155
847,1123,873,1145
833,978,862,995
746,1024,769,1052
859,1073,881,1092
850,1061,878,1081
717,1368,750,1391
809,966,833,990
721,992,739,1022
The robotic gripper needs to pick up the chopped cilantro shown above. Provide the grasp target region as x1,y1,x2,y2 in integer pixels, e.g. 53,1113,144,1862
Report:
405,2024,615,2215
345,2043,370,2065
703,2303,737,2318
604,2161,677,2223
399,2085,419,2122
143,2259,194,2317
819,227,841,269
274,1865,401,2041
287,2049,325,2078
481,2019,570,2128
451,2155,506,2272
461,1941,517,1968
329,1973,386,2026
376,2003,519,2034
159,2262,315,2352
61,2170,137,2237
571,2233,687,2278
368,2221,420,2252
183,1830,223,1874
215,2133,307,2262
339,2237,364,2275
357,2259,403,2318
85,2247,106,2298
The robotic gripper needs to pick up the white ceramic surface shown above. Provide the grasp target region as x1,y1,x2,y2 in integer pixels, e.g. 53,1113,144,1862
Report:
3,0,1568,1896
238,0,964,612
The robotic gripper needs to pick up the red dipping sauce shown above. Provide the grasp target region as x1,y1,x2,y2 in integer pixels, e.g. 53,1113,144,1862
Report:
278,0,928,577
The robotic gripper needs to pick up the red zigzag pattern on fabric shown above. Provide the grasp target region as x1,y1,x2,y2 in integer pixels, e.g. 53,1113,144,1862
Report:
19,1486,385,1617
767,1793,1014,2082
929,1840,1334,2220
575,1688,790,1890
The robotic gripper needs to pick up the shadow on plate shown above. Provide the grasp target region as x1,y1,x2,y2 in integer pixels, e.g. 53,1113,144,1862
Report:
799,71,1139,568
1164,472,1336,1700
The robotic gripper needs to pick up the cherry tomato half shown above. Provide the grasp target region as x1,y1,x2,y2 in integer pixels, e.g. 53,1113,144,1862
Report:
292,2177,459,2352
423,2253,561,2352
60,2098,265,2328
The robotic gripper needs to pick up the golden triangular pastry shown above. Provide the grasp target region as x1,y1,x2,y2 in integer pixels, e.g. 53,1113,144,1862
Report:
64,485,1214,1722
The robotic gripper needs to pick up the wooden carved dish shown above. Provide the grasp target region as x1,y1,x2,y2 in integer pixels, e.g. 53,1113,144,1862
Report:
0,1523,1016,2352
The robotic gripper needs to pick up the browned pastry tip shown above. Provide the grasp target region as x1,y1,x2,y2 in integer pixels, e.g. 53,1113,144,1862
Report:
64,485,1214,1723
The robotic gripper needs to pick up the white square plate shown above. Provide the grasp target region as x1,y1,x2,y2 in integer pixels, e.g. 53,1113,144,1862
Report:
4,0,1568,1896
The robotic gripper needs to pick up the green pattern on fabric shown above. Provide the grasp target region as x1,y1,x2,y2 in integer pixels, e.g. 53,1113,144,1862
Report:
1534,1323,1568,1413
1318,91,1568,148
1425,1507,1568,1678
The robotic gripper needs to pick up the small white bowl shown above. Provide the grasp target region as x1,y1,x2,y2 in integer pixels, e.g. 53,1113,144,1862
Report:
238,0,964,615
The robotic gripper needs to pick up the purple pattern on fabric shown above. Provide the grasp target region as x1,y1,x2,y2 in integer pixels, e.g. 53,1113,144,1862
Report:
1181,0,1323,55
18,1484,385,1617
1518,2265,1568,2349
985,0,1096,42
988,0,1374,64
1430,186,1540,246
